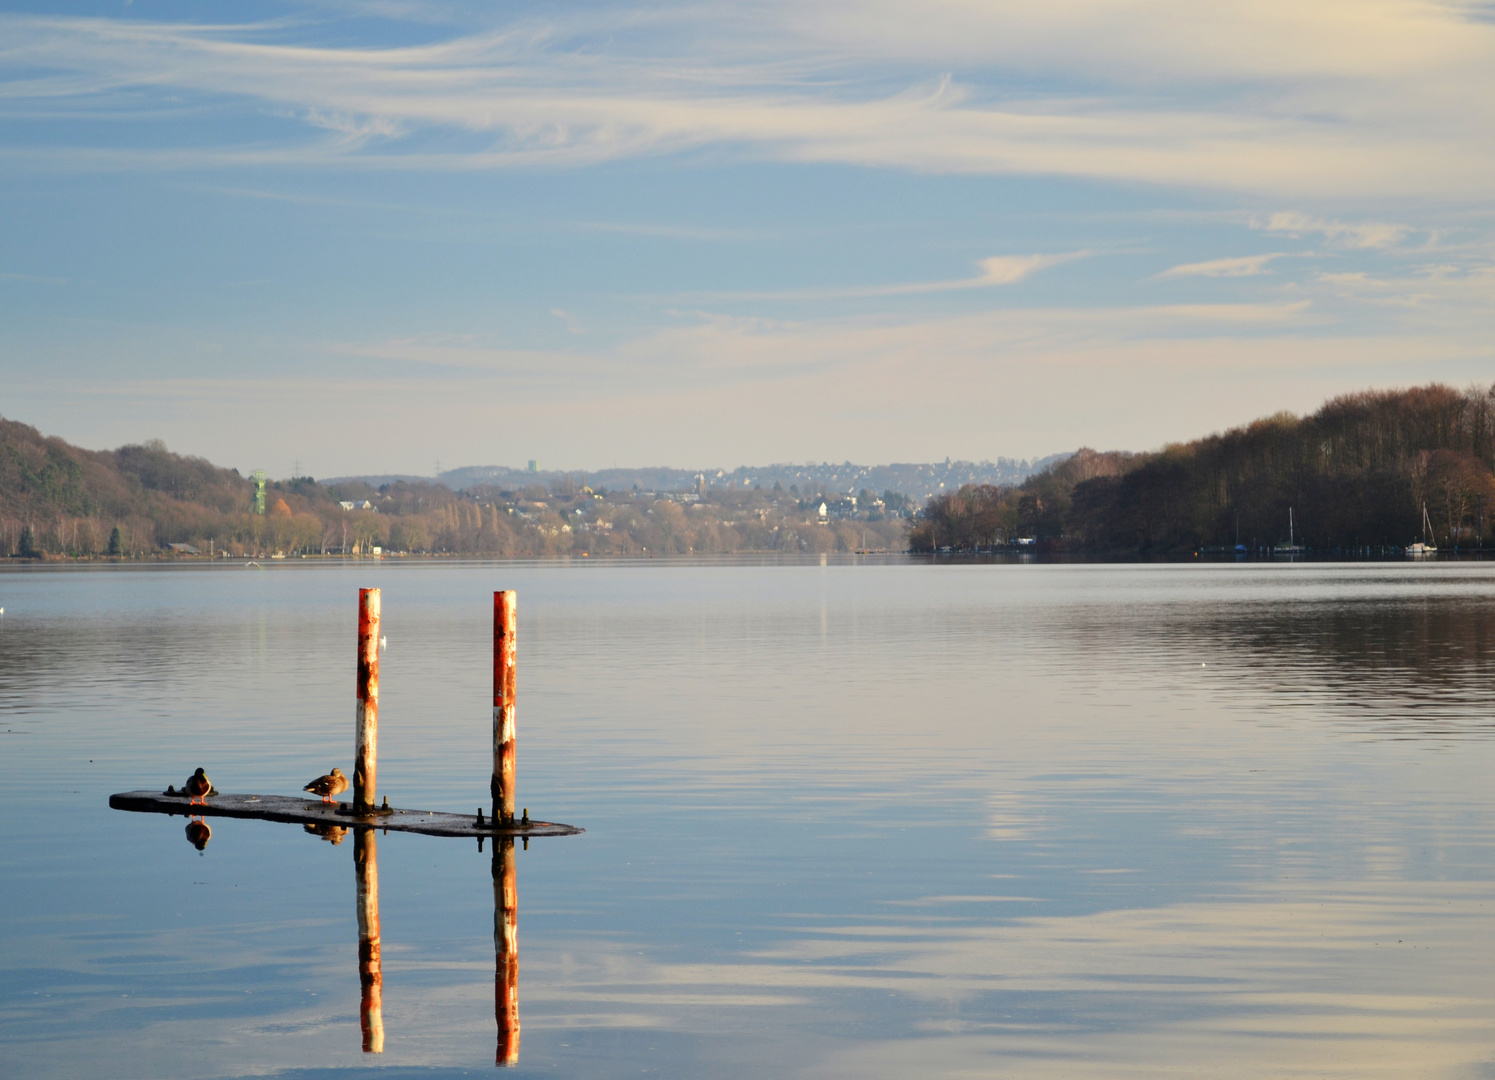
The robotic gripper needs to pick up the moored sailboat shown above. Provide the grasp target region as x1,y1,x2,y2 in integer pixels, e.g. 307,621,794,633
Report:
1273,506,1304,555
1406,503,1438,556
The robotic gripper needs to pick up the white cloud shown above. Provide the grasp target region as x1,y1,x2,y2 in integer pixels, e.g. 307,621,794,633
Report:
689,252,1089,302
1259,212,1411,249
1306,259,1495,311
973,253,1081,285
782,0,1495,82
1157,254,1287,279
1,5,1494,198
549,308,585,333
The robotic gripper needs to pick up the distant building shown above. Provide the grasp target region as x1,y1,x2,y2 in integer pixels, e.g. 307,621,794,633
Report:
339,499,375,512
168,542,201,554
818,502,828,522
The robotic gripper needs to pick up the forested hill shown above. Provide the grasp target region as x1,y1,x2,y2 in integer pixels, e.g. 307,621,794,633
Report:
912,383,1495,553
0,419,253,555
0,417,914,558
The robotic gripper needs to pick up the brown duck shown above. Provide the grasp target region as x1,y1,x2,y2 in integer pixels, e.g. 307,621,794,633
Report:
304,822,349,845
303,767,348,804
185,818,212,851
183,768,212,806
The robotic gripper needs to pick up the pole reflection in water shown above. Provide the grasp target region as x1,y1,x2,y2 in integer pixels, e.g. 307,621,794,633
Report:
493,837,519,1067
354,828,384,1054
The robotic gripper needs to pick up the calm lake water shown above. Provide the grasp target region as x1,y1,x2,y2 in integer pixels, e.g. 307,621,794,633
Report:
3,559,1495,1078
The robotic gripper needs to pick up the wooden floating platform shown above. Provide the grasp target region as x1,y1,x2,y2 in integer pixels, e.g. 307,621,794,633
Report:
109,791,583,838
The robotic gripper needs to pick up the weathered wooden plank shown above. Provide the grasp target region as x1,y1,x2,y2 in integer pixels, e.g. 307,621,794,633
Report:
108,791,583,838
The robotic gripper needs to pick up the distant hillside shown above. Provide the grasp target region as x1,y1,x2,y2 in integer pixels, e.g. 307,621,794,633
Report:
0,418,913,558
912,383,1495,553
348,454,1072,499
22,382,1490,560
0,419,255,555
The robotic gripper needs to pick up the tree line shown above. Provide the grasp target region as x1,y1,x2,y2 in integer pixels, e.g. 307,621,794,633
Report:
12,381,1490,560
0,418,909,558
912,383,1495,553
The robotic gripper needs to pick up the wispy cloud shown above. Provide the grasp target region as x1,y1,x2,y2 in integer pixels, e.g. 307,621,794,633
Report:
11,281,1487,471
1307,258,1495,311
1258,212,1411,249
323,298,1320,381
1156,253,1287,279
549,308,585,334
1,6,1494,198
687,252,1089,302
972,253,1083,286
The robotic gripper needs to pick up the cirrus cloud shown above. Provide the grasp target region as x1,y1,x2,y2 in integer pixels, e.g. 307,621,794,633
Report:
0,5,1493,200
1157,253,1287,279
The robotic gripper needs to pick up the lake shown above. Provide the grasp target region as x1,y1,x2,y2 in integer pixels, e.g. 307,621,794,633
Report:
3,558,1495,1078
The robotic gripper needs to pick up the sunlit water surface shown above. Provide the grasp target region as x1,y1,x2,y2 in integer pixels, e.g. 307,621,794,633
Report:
3,559,1495,1078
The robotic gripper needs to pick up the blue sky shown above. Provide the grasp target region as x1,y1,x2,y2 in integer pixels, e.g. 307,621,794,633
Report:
2,0,1493,477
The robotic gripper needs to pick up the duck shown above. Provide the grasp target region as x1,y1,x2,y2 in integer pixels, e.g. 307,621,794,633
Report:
185,818,212,851
183,768,212,806
304,822,349,845
303,767,348,804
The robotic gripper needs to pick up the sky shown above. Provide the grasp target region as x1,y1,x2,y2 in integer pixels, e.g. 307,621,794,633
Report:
1,0,1493,478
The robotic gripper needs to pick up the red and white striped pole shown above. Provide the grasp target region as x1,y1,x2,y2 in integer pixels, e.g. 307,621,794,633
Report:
355,588,380,813
492,591,517,824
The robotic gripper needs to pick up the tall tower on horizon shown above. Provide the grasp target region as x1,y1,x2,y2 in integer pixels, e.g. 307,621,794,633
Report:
251,470,267,515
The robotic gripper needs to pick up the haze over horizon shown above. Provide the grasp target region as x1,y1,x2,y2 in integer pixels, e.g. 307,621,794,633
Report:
2,1,1493,478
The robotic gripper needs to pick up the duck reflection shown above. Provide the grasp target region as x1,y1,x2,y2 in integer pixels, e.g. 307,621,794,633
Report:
354,828,384,1054
184,817,211,852
493,837,520,1067
304,822,349,845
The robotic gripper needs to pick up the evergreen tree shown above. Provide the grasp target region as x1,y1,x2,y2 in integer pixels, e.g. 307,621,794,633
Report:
18,525,38,558
107,526,122,556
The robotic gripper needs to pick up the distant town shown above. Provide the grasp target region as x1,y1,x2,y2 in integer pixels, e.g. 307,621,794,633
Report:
332,454,1071,506
0,415,1060,559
